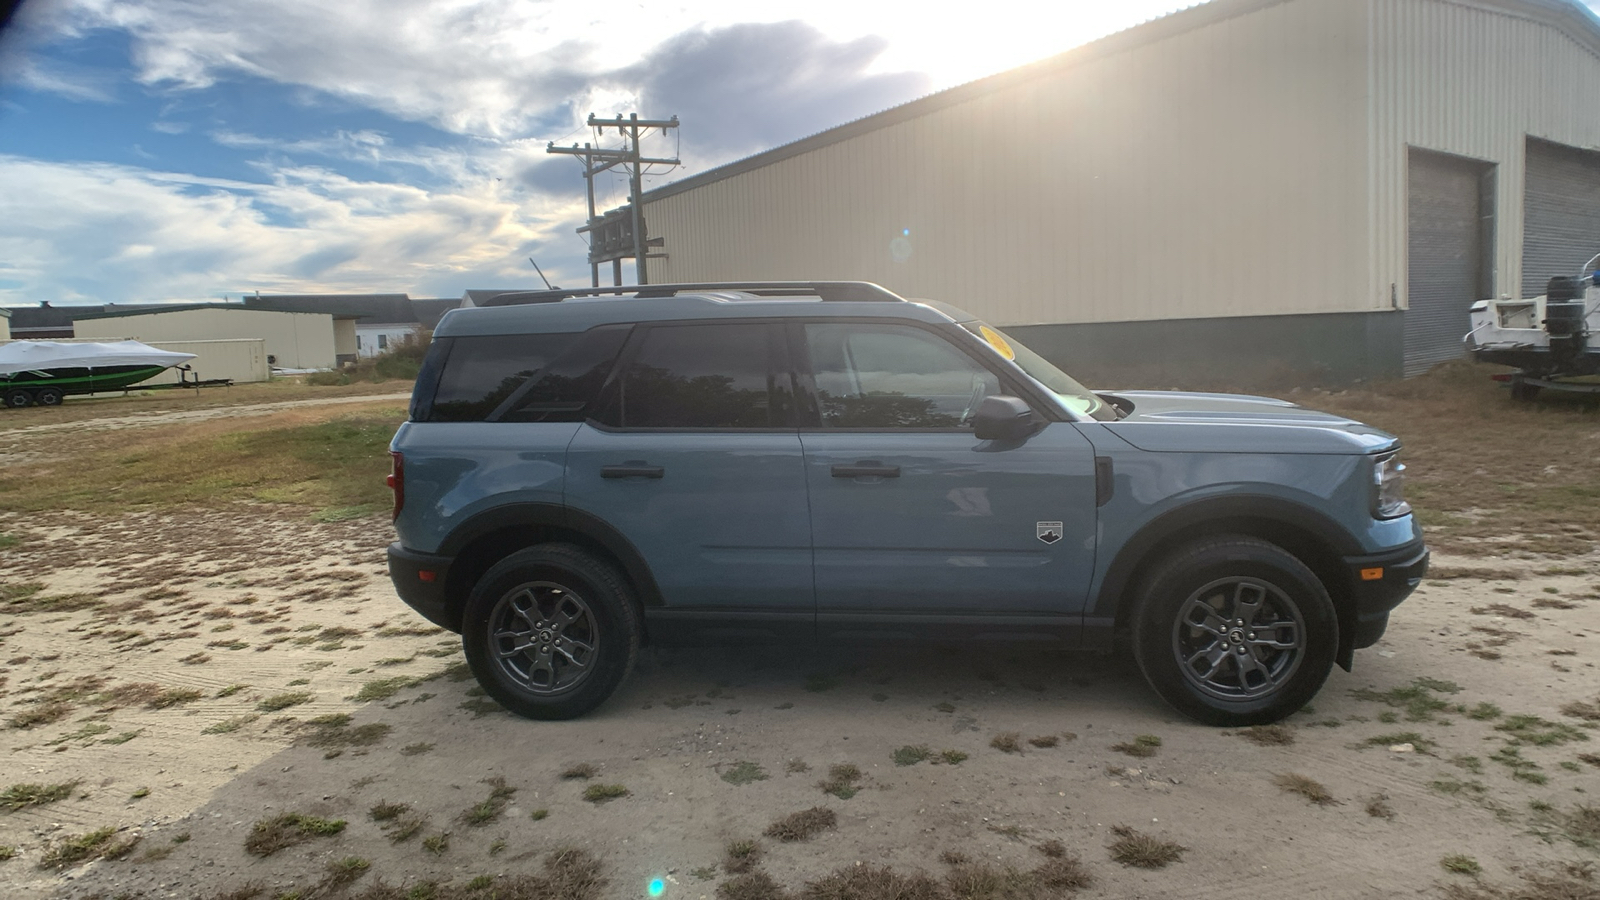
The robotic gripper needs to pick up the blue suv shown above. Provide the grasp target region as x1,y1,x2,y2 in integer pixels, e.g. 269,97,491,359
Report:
387,282,1427,726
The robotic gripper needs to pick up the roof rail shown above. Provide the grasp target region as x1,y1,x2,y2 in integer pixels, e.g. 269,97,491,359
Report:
477,281,906,307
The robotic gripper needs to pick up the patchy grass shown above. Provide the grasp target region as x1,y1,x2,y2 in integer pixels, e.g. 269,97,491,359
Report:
818,763,863,799
202,715,259,735
1470,603,1535,619
1028,735,1060,749
785,758,810,774
1,780,79,811
721,761,769,785
1465,702,1504,721
1442,854,1483,876
1112,734,1162,758
0,583,101,615
369,802,409,822
244,813,346,857
1529,802,1600,851
723,839,762,874
1436,862,1595,900
400,742,434,756
1359,731,1437,754
38,827,138,869
990,731,1023,754
1274,773,1337,806
460,776,516,826
765,806,837,842
1351,678,1461,721
1496,715,1588,746
939,750,969,765
582,783,629,803
350,677,418,702
299,714,391,750
892,745,932,766
7,701,72,729
256,691,314,712
1107,825,1185,869
423,833,449,855
1241,724,1296,746
561,763,597,780
530,808,549,821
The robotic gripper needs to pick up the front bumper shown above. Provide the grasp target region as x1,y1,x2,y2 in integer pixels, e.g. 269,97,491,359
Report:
1342,538,1429,651
387,542,458,632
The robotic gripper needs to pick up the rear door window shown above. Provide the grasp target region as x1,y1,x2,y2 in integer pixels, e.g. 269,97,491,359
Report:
606,323,790,428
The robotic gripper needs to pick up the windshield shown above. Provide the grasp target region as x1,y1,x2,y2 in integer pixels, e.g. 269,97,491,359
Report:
962,322,1116,421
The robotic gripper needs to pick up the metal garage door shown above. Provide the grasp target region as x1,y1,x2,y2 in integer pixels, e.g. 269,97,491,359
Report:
1406,149,1492,377
1523,137,1600,297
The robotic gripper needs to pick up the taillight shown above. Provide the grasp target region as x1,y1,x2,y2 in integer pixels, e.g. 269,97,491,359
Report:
387,451,404,521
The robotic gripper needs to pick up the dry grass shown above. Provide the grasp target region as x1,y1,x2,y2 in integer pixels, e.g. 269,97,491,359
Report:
1311,361,1600,558
989,732,1023,754
1241,724,1296,746
1027,735,1059,749
1560,698,1600,722
892,745,933,766
1274,773,1337,806
0,407,404,516
1471,603,1536,619
561,762,597,780
818,763,863,799
1365,794,1396,819
1107,826,1185,869
723,839,763,874
764,807,837,842
1438,861,1595,900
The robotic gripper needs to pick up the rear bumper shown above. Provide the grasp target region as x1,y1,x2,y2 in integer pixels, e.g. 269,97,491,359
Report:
387,542,458,632
1342,538,1429,650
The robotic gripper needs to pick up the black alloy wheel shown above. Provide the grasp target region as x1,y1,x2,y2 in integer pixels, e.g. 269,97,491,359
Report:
1132,535,1337,726
461,543,640,720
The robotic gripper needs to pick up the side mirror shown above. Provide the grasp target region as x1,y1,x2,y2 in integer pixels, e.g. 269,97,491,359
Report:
972,395,1035,442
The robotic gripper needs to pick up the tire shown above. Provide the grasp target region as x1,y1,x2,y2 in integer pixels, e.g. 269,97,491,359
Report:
34,387,64,407
461,543,641,721
1130,536,1337,726
1509,379,1541,402
4,389,32,408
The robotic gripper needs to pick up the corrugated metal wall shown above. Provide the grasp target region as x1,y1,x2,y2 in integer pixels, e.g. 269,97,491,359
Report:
1522,136,1600,294
646,0,1371,327
1370,0,1600,308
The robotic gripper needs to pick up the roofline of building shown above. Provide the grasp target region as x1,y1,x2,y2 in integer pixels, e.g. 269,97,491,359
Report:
72,303,360,321
641,0,1600,205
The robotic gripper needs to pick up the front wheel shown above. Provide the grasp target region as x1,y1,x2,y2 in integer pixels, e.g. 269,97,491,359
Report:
34,387,64,407
1131,536,1337,726
461,543,641,721
4,389,32,408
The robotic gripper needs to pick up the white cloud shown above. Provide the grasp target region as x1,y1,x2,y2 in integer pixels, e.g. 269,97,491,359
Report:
0,154,588,304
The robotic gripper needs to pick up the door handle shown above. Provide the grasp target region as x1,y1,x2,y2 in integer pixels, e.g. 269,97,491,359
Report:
601,463,665,479
831,462,900,478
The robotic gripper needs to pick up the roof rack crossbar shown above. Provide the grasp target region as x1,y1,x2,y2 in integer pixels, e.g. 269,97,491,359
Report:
479,281,906,307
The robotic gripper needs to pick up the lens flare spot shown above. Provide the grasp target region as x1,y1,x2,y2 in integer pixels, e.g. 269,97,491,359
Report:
902,228,911,236
889,236,913,262
648,878,666,897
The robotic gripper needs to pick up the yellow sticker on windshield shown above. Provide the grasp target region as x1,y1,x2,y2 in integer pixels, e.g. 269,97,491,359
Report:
978,325,1015,360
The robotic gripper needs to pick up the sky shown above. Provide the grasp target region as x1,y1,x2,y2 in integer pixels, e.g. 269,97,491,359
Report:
0,0,1590,307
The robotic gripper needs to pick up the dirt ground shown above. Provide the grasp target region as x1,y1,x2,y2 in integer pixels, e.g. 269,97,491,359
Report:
0,388,1597,900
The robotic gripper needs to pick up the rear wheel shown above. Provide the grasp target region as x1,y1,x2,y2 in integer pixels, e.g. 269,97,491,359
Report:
461,543,640,720
34,388,64,407
1131,536,1337,726
4,389,32,408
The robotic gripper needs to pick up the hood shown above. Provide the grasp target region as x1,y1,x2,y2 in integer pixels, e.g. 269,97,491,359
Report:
1098,391,1398,455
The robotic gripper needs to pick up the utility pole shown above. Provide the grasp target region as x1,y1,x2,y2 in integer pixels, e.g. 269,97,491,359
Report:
547,113,679,285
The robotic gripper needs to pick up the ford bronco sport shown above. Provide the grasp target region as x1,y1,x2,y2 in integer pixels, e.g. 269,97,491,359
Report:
387,281,1426,726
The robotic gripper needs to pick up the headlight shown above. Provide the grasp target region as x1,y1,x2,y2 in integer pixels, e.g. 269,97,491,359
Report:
1373,452,1410,518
